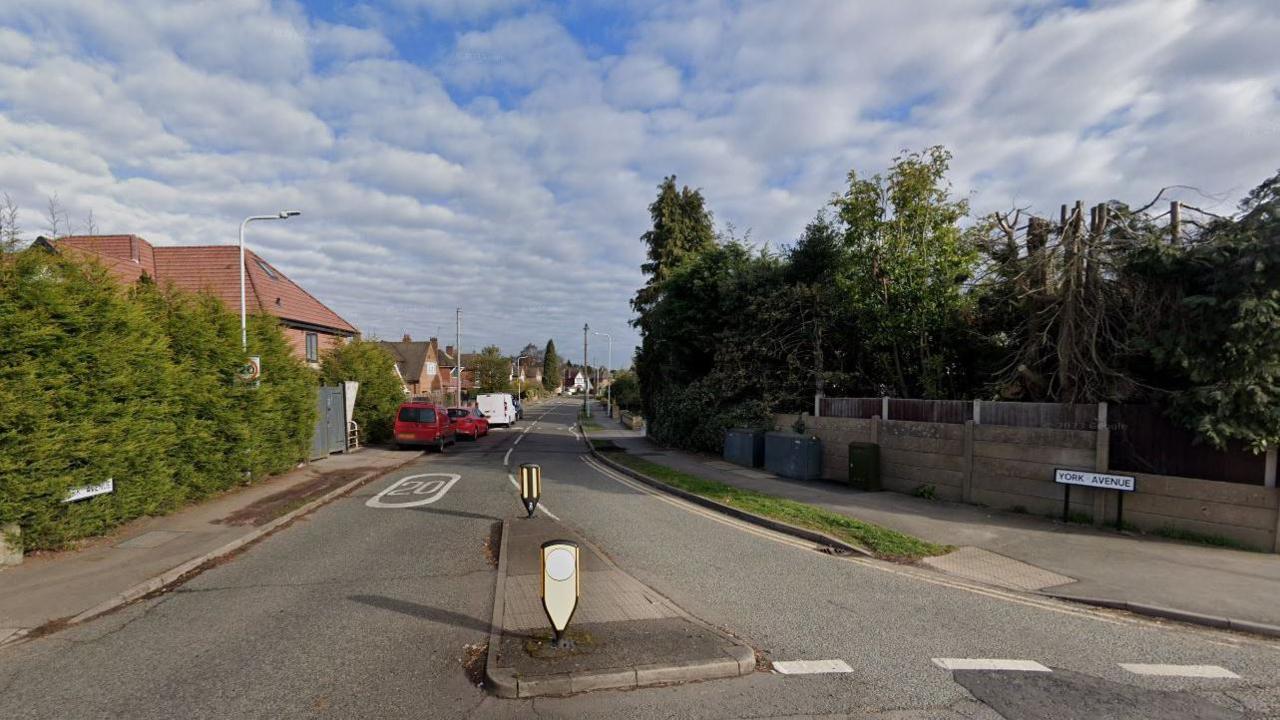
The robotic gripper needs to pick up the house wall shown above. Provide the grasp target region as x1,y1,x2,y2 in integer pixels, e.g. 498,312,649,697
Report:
774,413,1280,551
283,327,348,364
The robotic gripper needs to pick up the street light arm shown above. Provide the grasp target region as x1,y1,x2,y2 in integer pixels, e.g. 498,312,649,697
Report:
239,211,301,351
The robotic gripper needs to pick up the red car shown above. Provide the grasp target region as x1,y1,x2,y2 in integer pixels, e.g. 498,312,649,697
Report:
393,402,456,452
447,407,490,439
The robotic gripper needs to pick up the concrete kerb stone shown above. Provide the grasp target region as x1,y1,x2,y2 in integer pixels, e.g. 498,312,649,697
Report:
0,451,424,649
581,429,871,558
484,520,519,698
1042,593,1280,639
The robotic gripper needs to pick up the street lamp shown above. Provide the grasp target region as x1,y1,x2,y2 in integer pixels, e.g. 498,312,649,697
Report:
516,354,528,406
592,330,612,417
239,210,301,349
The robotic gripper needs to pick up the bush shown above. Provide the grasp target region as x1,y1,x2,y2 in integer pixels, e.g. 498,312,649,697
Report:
0,250,316,551
319,339,404,444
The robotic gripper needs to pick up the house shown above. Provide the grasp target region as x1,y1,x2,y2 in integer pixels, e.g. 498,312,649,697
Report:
42,234,357,364
435,345,474,402
564,366,592,394
379,335,446,401
513,355,542,387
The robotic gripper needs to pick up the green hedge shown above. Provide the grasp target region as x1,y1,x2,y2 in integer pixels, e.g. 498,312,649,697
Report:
0,250,316,551
319,339,404,444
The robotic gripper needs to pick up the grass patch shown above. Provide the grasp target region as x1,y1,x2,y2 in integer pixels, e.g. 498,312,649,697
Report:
605,452,951,562
1152,526,1258,552
577,410,603,432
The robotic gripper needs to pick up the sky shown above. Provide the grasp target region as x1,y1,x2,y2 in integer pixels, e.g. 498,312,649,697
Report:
2,0,1278,367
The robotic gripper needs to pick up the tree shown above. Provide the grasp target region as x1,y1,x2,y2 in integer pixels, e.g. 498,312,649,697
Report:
609,369,642,412
831,146,978,398
473,345,512,394
542,339,561,392
1,193,21,252
319,339,403,443
1126,171,1280,451
631,176,716,317
43,193,69,238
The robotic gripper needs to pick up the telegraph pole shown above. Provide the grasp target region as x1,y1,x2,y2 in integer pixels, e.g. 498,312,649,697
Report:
456,308,463,407
582,323,590,418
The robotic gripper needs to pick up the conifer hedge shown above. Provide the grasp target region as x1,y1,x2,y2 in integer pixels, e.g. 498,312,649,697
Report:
0,249,316,551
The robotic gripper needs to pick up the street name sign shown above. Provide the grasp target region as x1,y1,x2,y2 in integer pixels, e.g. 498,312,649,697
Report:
64,479,114,503
1054,469,1136,492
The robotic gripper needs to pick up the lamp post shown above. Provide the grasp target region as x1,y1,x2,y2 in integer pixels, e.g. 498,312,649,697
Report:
239,210,300,350
592,330,612,417
516,354,528,405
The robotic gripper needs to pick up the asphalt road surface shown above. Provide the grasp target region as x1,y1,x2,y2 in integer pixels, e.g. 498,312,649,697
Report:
2,399,1277,719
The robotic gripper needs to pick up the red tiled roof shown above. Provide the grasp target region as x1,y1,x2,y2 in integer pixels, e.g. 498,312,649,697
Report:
53,235,356,334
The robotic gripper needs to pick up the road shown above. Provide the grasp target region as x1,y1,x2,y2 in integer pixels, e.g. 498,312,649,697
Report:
1,398,1277,719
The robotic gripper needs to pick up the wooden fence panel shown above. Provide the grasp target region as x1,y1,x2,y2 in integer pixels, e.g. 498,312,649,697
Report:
1109,405,1265,485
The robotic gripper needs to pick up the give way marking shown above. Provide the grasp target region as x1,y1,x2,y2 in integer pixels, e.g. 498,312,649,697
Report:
365,473,461,508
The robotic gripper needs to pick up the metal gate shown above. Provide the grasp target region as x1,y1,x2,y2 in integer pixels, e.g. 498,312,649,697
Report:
311,386,346,460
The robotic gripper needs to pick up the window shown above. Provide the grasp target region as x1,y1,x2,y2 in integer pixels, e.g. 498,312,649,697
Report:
398,407,437,424
447,408,468,418
254,258,278,279
426,361,438,376
305,332,318,363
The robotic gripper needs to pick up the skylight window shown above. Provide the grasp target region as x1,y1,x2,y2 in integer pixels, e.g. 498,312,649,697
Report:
254,258,278,279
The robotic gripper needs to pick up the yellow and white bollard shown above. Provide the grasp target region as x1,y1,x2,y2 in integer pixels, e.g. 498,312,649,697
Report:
519,463,541,518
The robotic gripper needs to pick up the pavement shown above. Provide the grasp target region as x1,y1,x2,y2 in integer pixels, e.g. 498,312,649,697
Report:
0,445,421,646
3,398,1279,719
587,412,1280,634
485,515,754,697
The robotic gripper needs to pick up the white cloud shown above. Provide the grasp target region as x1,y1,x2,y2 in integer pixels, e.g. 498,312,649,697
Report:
1,0,1278,359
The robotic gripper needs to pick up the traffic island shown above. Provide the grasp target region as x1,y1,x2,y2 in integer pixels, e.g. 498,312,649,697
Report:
485,517,755,698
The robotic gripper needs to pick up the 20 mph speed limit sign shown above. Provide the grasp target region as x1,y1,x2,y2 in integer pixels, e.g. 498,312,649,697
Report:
239,356,261,385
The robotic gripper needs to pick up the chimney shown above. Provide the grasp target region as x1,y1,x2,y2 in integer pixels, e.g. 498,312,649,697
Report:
402,333,412,342
130,235,139,263
445,345,455,358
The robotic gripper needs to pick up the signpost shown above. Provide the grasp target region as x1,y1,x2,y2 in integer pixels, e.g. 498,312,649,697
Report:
519,463,541,518
64,479,113,503
238,356,261,388
1054,468,1136,530
540,540,579,647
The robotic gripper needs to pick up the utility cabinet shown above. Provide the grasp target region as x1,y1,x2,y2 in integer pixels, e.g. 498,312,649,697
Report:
724,429,765,468
764,432,822,480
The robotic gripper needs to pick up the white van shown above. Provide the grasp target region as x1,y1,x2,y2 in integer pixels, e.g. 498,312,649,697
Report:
477,393,517,427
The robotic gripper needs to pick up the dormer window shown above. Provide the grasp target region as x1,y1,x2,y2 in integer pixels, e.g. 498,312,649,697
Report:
255,258,278,279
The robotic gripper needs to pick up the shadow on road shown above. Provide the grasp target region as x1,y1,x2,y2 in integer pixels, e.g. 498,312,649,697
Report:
348,594,492,633
413,507,502,521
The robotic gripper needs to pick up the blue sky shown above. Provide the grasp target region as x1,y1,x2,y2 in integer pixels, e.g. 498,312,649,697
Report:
2,0,1278,366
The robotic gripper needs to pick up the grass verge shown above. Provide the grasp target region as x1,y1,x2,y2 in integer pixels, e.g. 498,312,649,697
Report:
1152,525,1259,552
577,411,603,432
601,448,951,562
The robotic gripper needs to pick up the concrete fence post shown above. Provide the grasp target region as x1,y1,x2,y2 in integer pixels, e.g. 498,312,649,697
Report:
881,396,889,420
1,523,21,567
972,399,981,425
1265,446,1277,489
962,420,975,504
1093,402,1110,527
814,393,822,418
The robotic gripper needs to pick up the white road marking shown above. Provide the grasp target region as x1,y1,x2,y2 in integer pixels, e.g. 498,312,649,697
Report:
772,659,853,675
365,474,461,509
1119,663,1239,678
503,447,513,467
932,658,1051,672
507,472,561,521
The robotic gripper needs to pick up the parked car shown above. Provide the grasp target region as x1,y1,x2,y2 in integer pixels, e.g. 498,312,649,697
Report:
447,407,490,439
393,402,456,452
477,392,517,427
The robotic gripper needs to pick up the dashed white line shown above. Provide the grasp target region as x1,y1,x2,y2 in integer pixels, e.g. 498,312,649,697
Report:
932,658,1051,672
1119,664,1239,679
772,659,853,675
